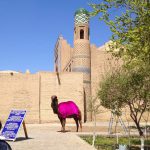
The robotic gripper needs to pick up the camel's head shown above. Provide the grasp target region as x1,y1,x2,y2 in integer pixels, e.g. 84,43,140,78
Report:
51,95,58,114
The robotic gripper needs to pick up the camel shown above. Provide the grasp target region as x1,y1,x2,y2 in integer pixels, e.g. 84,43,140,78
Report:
51,95,82,132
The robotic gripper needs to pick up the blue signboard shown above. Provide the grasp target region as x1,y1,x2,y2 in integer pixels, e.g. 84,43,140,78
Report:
0,110,26,141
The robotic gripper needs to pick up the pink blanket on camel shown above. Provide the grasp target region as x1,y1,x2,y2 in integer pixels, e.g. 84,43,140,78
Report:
58,101,80,119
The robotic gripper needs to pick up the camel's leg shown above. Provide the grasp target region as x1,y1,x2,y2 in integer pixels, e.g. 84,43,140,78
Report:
62,119,66,132
58,117,63,131
79,117,82,132
78,111,82,131
74,117,79,132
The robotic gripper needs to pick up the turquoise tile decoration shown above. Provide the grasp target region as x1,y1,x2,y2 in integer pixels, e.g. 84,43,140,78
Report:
75,8,89,24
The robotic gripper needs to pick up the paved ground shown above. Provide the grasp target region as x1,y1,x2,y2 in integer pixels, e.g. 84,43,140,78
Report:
7,123,97,150
3,121,144,150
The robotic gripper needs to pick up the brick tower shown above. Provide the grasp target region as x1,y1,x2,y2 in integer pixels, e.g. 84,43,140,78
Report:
72,8,91,122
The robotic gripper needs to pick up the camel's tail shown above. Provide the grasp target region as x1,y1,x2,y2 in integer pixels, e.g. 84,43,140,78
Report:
78,110,82,132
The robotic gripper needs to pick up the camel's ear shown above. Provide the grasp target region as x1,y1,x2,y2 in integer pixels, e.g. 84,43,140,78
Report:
51,95,57,101
51,96,58,105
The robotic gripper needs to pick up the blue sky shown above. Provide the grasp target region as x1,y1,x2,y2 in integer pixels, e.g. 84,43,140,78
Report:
0,0,112,73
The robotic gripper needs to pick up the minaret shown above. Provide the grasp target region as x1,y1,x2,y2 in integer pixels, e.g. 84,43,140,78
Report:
72,8,91,122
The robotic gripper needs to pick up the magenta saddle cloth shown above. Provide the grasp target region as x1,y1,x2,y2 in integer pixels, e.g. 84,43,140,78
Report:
58,101,80,119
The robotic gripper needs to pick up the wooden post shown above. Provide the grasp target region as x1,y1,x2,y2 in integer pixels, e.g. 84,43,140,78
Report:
56,66,61,85
22,121,28,139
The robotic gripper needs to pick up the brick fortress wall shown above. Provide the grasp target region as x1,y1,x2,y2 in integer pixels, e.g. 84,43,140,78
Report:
0,72,84,124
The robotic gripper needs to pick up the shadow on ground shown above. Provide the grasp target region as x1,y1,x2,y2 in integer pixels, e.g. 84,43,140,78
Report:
15,137,33,142
57,130,71,133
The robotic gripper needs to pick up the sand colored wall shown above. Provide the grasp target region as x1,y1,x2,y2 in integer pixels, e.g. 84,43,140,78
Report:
54,36,73,72
0,72,84,124
90,44,123,121
60,39,73,71
91,44,121,97
0,73,40,124
39,72,84,123
91,44,108,97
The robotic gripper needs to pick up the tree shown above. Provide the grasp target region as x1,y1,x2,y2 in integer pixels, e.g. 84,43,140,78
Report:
90,0,150,68
88,96,101,147
90,0,150,137
98,66,150,136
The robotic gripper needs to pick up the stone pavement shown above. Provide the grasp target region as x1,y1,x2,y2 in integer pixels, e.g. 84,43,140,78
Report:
7,124,96,150
5,121,142,150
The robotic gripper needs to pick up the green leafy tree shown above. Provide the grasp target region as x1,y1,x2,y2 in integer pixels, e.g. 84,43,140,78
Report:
98,66,150,136
90,0,150,68
90,0,150,137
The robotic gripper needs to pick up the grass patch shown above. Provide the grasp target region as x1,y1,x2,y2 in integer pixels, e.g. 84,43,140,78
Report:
81,136,150,150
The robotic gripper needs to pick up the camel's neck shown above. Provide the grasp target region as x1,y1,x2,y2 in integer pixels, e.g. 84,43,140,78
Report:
51,101,58,114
